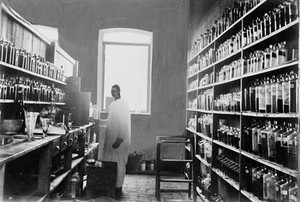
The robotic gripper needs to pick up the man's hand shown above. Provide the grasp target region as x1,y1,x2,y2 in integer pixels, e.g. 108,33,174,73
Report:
112,138,124,149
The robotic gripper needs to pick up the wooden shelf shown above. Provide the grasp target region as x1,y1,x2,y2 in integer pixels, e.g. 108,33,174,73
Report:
214,76,242,87
196,132,212,141
241,150,298,178
196,109,213,113
213,111,241,116
50,156,85,193
198,83,214,90
186,127,197,134
50,170,70,193
213,50,242,67
199,63,214,74
187,71,199,79
195,154,211,168
212,168,240,191
0,99,15,103
213,140,240,154
187,0,268,64
242,60,299,79
196,187,210,202
85,143,99,156
242,111,299,118
0,99,66,105
187,88,197,93
0,61,66,85
241,189,262,202
187,108,197,112
243,20,299,51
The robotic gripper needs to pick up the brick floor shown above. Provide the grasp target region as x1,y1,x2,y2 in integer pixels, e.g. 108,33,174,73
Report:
120,174,192,202
72,174,197,202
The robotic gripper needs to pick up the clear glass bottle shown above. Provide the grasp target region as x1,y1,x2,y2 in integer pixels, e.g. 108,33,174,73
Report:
261,121,272,158
281,123,294,167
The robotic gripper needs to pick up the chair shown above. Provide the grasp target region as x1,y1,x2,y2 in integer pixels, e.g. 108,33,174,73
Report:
155,136,196,201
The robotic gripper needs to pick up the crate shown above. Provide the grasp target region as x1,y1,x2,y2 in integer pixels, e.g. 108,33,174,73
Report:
86,161,117,199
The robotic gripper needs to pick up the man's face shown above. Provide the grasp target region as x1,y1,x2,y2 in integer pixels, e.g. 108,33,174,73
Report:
111,87,119,99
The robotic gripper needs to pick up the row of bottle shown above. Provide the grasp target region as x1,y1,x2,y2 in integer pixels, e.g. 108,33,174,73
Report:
197,114,212,137
197,174,211,199
197,48,215,70
243,166,297,202
197,89,213,110
243,1,299,47
187,97,197,109
0,39,65,82
188,63,199,77
188,114,197,131
243,41,298,75
199,72,214,87
188,0,263,60
188,79,198,90
216,124,240,149
214,92,241,112
244,71,299,113
0,74,65,103
215,154,240,183
243,120,298,170
215,31,242,61
215,59,242,83
198,140,212,164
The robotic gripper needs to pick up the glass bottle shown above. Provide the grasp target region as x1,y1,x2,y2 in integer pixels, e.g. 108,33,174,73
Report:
287,124,298,170
276,177,287,202
283,73,290,113
268,121,280,162
271,75,277,113
244,165,252,192
281,123,294,167
289,184,298,202
265,77,272,113
276,75,284,113
289,71,297,113
259,77,266,113
280,177,292,202
261,121,272,158
263,169,273,201
266,171,279,202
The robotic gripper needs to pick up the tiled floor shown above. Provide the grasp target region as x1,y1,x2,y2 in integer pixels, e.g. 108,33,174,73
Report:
78,174,195,202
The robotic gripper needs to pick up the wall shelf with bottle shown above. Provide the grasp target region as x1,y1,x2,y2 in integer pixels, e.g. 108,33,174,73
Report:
187,0,299,201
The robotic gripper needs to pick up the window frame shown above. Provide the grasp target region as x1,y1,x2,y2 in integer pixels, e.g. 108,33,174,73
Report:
97,28,153,115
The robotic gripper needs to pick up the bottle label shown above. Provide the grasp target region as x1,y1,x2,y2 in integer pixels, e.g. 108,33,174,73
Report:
259,86,266,109
281,190,287,195
283,82,289,105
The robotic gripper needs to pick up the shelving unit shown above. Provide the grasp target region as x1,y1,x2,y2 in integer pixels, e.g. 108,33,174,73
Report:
0,61,67,85
187,0,300,201
0,99,66,105
0,2,98,202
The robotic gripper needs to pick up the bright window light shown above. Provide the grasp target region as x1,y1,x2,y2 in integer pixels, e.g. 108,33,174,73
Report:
101,29,152,113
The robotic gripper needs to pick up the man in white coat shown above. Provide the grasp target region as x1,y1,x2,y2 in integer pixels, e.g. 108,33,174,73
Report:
102,85,131,198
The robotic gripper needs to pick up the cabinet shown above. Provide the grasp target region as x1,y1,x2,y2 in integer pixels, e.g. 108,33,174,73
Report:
0,1,98,201
187,1,300,201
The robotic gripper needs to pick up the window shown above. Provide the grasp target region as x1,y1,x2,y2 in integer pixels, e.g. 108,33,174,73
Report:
97,29,152,114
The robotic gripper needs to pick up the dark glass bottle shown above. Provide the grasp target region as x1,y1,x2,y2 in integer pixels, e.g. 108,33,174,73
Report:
265,77,272,113
15,77,25,134
281,123,293,167
289,71,297,113
287,124,298,170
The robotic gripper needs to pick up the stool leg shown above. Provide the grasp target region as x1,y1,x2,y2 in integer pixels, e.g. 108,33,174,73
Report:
155,143,161,200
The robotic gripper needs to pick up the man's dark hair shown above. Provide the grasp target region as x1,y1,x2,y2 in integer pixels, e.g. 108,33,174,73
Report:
112,84,121,92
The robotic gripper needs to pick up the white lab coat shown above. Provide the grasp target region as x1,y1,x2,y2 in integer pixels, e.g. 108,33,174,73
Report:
102,98,131,188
